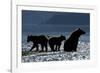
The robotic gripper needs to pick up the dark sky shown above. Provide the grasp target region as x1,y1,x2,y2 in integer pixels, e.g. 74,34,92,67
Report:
22,10,90,34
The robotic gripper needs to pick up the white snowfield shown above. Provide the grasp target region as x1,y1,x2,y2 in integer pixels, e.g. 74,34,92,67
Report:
22,41,90,62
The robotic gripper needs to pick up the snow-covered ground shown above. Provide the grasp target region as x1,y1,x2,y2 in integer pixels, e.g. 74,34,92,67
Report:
22,41,90,62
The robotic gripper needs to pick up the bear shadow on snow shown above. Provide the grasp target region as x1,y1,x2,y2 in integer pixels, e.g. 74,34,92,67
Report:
64,28,85,52
27,35,48,52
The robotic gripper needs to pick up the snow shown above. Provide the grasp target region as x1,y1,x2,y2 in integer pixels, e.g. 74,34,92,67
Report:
22,41,90,62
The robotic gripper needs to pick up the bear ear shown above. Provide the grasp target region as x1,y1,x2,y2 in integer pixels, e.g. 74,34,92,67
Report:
78,28,81,30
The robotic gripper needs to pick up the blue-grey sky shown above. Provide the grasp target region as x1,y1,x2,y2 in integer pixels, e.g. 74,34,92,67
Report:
22,10,90,35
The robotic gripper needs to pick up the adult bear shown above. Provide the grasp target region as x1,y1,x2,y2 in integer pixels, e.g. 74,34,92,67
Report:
27,35,48,52
49,35,66,51
64,28,85,52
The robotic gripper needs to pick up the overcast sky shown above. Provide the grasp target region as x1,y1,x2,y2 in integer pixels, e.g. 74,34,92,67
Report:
22,10,90,34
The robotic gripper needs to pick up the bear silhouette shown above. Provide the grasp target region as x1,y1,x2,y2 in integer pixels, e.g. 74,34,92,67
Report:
64,28,85,52
49,35,66,51
27,35,48,52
